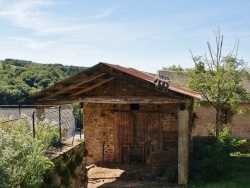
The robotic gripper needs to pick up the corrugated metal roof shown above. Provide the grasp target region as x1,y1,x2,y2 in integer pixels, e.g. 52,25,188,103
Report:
102,62,202,99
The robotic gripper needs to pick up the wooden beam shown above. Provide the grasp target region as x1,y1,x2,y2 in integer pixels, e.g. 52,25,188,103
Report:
69,76,116,97
32,96,190,106
82,97,190,104
34,99,80,106
38,72,106,101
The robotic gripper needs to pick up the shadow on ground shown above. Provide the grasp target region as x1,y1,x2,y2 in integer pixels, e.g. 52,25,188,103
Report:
87,163,180,188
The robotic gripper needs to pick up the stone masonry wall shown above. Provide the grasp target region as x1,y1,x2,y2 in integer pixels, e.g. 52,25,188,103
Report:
192,106,216,136
43,141,88,188
84,103,115,164
160,104,179,151
86,78,166,97
84,102,189,165
193,105,250,138
231,103,250,138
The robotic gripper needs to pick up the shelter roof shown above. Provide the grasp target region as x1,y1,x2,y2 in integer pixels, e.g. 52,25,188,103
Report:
24,62,202,105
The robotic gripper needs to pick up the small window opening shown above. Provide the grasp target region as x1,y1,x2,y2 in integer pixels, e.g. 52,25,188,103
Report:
130,103,140,110
220,108,232,125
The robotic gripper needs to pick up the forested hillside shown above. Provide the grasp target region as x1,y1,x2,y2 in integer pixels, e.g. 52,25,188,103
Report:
0,59,85,105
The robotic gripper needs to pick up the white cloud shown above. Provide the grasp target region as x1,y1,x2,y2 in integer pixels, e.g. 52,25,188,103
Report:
0,0,56,33
0,0,172,46
10,37,53,50
0,0,122,37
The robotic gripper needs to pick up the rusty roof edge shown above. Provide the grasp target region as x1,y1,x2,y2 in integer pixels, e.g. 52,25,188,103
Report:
168,84,202,100
100,62,155,82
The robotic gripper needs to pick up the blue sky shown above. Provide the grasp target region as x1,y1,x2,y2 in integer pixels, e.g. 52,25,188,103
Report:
0,0,249,73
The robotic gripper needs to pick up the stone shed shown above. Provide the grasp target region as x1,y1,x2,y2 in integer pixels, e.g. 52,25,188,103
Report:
25,62,201,184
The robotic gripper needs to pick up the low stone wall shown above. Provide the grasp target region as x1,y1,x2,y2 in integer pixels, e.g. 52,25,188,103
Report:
42,140,88,188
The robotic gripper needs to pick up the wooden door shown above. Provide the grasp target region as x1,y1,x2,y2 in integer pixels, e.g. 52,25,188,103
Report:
136,112,162,157
115,112,134,163
115,112,161,163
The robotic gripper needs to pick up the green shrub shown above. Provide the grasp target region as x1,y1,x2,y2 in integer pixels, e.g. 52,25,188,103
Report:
191,126,246,184
35,120,61,149
218,126,246,153
0,117,55,187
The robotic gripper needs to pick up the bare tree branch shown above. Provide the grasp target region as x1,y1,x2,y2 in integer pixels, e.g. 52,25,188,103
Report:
189,27,249,137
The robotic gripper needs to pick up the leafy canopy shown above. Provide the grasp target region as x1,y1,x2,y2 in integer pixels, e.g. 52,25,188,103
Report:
188,29,250,137
0,59,85,105
162,64,184,72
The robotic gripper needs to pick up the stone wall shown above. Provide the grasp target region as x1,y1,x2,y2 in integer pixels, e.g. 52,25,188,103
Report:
231,104,250,138
84,103,115,164
42,141,88,188
86,78,166,97
192,106,216,136
84,102,191,165
193,105,250,138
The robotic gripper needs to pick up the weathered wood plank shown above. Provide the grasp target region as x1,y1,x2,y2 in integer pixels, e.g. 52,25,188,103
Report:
69,77,116,97
33,97,189,106
38,72,106,101
83,97,189,104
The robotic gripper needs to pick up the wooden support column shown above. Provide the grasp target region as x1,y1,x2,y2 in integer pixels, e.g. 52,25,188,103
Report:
36,106,45,120
178,104,189,185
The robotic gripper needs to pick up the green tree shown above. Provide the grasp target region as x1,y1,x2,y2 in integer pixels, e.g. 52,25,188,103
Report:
162,64,184,72
189,29,250,137
0,59,85,105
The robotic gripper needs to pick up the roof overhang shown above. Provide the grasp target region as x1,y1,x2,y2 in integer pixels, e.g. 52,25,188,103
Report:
24,62,202,105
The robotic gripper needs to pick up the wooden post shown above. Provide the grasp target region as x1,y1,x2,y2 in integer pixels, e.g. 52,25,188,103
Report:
35,106,45,120
32,111,36,138
178,104,189,185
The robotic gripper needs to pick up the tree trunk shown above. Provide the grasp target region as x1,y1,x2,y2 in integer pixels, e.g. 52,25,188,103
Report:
215,109,220,137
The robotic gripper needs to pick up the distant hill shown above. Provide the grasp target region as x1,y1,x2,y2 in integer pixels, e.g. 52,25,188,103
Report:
0,59,86,105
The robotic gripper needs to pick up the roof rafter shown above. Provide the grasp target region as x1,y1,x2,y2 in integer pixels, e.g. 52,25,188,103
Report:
38,72,106,101
69,76,116,97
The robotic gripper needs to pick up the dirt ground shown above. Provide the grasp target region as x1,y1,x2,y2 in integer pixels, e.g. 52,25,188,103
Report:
87,164,180,188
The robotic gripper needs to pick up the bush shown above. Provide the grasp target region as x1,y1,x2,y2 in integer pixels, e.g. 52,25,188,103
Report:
35,120,61,148
191,126,246,184
0,117,55,187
